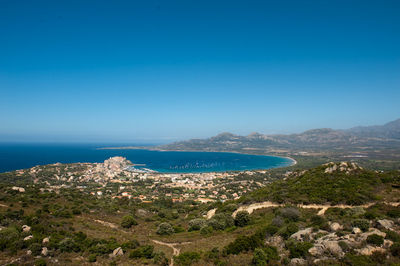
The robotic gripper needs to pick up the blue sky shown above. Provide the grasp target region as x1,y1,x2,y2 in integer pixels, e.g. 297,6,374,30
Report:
0,0,399,143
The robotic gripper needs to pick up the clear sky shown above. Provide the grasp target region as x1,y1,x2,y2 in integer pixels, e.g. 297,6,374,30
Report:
0,0,399,143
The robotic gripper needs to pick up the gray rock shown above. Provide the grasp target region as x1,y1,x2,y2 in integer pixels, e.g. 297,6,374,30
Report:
377,219,395,230
41,247,48,256
324,241,344,257
290,258,307,265
352,227,362,234
291,228,313,241
309,244,324,256
22,225,31,232
42,237,50,244
112,247,124,256
330,222,343,231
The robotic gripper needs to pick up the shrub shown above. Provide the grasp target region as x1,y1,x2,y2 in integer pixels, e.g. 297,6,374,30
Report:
29,243,42,256
156,223,174,235
386,230,400,242
280,207,300,222
208,213,234,230
234,211,250,227
174,251,200,266
58,237,80,252
252,248,268,266
153,251,169,266
387,208,400,218
88,254,97,262
390,242,400,257
224,234,264,255
200,225,213,235
0,227,20,251
280,223,299,239
129,245,154,259
265,224,279,236
286,241,312,258
35,259,47,266
366,234,384,246
188,218,206,231
252,246,279,265
351,219,369,232
121,215,138,228
271,216,284,227
121,239,140,250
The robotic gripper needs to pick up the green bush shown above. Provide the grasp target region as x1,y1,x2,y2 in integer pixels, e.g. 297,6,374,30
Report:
122,239,140,250
208,213,234,231
29,243,42,256
58,237,80,252
35,258,47,266
252,246,279,265
286,240,312,258
153,251,169,265
156,222,174,235
390,242,400,257
386,230,400,242
366,234,384,246
280,207,300,222
234,211,250,227
200,225,213,235
129,245,154,259
0,227,20,251
280,223,299,239
121,215,138,228
174,251,200,266
88,254,97,262
351,219,369,232
188,218,206,231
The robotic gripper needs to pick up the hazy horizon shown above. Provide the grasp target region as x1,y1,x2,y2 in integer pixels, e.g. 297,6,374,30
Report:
1,0,399,142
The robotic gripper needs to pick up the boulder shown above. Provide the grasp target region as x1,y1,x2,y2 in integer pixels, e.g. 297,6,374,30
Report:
22,225,31,232
290,258,307,265
266,235,285,249
112,247,124,256
352,227,362,234
357,245,385,256
291,228,313,241
377,219,395,230
41,247,48,256
359,228,386,241
324,241,344,257
42,237,50,244
24,235,33,241
27,250,32,255
329,222,343,231
309,245,324,257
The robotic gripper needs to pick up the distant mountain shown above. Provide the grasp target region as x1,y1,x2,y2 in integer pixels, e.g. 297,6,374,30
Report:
158,118,400,154
346,118,400,139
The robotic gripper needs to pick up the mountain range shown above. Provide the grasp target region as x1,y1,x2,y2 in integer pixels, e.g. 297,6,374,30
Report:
158,118,400,156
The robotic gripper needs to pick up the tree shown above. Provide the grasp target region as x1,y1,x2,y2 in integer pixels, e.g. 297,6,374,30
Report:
156,223,174,235
121,215,138,228
235,211,250,227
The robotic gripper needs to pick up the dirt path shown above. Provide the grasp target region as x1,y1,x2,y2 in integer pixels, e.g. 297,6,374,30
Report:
151,239,190,266
94,219,118,229
0,203,8,208
205,208,216,219
230,201,400,217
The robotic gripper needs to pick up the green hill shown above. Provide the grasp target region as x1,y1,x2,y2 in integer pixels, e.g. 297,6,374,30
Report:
244,162,400,205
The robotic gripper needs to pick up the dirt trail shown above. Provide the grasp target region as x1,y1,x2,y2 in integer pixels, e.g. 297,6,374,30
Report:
94,219,118,229
0,203,8,208
151,239,190,266
230,201,400,217
205,208,216,219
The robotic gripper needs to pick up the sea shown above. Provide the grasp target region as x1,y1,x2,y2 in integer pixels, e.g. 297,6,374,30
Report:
0,143,293,173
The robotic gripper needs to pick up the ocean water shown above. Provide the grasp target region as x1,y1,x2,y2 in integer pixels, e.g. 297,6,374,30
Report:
0,143,293,173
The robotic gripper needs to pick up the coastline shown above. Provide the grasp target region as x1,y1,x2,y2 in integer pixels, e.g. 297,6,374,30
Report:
97,146,298,169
